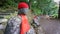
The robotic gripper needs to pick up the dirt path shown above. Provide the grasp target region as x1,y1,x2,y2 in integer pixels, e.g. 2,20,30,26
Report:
39,16,60,34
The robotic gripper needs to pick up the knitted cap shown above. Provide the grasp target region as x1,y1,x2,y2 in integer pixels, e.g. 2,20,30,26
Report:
18,2,29,9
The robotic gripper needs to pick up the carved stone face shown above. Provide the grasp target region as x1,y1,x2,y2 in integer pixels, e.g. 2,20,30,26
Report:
18,8,29,15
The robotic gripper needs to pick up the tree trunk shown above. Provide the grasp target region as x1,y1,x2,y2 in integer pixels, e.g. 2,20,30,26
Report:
58,2,60,19
28,0,32,9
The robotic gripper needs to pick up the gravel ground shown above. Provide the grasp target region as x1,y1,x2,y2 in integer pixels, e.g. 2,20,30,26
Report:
39,15,60,34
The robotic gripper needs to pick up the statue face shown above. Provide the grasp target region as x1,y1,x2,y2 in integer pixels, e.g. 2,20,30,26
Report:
18,8,29,15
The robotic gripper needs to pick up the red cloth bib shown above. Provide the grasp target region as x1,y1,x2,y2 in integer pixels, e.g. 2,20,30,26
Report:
20,14,30,34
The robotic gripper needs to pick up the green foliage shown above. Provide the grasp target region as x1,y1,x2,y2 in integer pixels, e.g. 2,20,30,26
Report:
0,0,59,18
4,11,17,19
31,7,42,15
31,0,58,18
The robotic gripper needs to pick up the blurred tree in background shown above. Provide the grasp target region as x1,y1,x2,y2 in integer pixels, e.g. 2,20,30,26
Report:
0,0,59,18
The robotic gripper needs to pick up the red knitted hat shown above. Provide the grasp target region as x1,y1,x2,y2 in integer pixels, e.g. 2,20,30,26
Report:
18,2,29,9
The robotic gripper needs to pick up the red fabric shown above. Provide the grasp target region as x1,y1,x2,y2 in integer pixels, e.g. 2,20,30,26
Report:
20,14,30,34
18,2,29,9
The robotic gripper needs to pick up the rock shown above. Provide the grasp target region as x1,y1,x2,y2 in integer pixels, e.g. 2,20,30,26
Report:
35,26,45,34
0,24,5,30
0,19,8,23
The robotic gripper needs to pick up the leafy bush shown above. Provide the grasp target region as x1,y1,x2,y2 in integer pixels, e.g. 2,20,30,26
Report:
0,0,59,18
